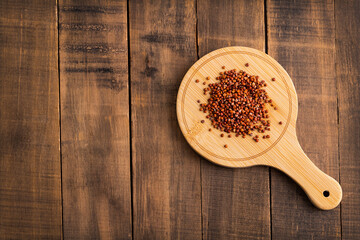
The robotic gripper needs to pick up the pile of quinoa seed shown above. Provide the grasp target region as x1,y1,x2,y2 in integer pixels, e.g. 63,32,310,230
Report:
195,65,280,147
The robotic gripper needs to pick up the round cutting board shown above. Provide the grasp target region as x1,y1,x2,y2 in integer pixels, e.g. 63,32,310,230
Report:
176,46,342,210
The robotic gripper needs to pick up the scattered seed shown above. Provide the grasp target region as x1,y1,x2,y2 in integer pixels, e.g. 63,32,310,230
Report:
201,120,205,123
197,100,200,103
195,79,199,83
206,76,210,80
228,135,231,138
245,63,249,67
224,144,228,148
279,121,282,125
220,133,224,137
222,66,225,69
271,78,276,81
203,82,206,85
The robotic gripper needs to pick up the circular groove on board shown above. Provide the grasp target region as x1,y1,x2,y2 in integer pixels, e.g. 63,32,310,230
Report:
178,49,292,161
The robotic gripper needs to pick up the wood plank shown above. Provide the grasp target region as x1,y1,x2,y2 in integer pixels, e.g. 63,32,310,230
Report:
335,0,360,239
129,1,202,239
59,0,132,239
0,0,61,239
267,0,341,238
197,1,270,239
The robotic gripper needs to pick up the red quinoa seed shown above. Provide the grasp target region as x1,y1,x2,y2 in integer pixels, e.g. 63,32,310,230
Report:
200,69,273,144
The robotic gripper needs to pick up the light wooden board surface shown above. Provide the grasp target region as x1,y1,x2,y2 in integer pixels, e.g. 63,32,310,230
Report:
177,46,296,165
177,46,341,210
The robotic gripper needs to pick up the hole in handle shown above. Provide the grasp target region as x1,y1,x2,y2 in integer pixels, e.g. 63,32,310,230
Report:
323,190,330,197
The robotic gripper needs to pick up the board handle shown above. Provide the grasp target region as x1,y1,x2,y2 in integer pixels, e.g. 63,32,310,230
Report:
272,147,342,210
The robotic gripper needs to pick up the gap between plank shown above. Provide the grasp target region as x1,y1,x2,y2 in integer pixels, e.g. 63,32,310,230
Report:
264,0,272,239
264,0,268,54
195,0,203,239
127,0,134,239
195,0,200,60
333,0,343,238
56,0,64,239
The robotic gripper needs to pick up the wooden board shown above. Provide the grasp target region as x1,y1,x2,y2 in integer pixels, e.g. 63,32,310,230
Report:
267,0,341,238
129,1,202,239
59,0,132,238
0,0,62,238
197,1,270,238
177,46,341,210
335,0,360,238
177,47,296,166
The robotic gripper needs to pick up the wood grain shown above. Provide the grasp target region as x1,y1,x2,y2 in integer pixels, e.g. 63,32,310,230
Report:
129,0,202,239
0,0,61,239
268,0,341,238
59,0,132,239
335,0,360,238
197,1,270,239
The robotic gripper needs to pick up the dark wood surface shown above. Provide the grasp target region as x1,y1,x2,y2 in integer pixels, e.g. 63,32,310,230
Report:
0,0,62,239
129,1,202,239
268,1,341,239
0,0,359,239
336,0,360,239
59,0,132,239
198,1,270,239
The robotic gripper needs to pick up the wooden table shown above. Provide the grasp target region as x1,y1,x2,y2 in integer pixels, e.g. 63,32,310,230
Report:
0,0,359,239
